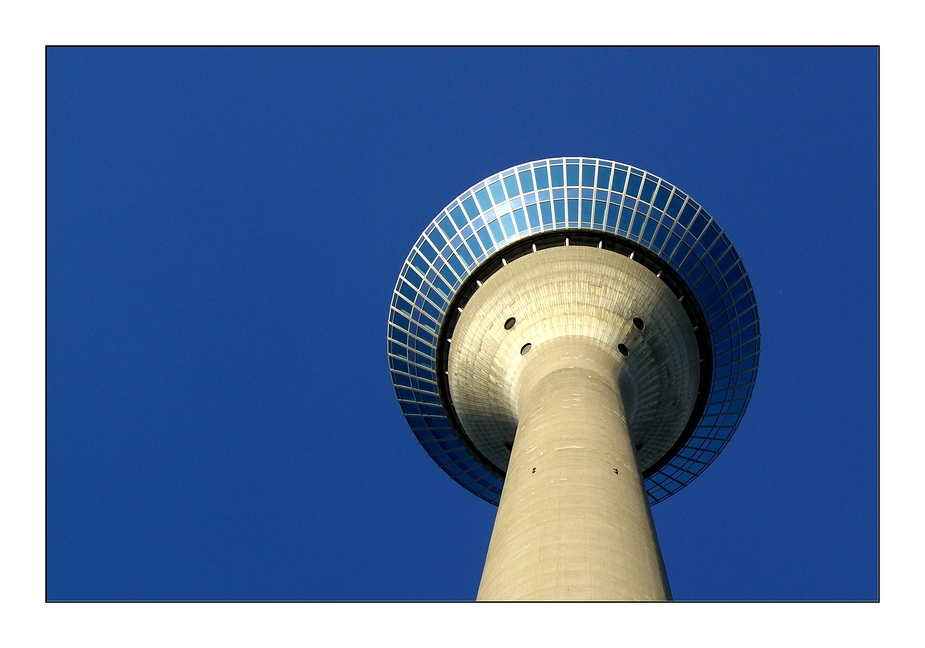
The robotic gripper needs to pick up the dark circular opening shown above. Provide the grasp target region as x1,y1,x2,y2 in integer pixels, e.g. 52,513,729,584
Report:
633,317,644,330
618,343,629,356
520,343,532,356
504,317,516,330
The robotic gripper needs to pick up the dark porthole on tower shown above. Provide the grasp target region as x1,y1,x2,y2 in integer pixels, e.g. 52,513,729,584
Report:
520,343,532,355
618,343,629,356
504,317,516,330
633,317,644,330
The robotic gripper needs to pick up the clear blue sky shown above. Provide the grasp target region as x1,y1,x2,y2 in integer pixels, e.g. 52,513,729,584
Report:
47,47,878,601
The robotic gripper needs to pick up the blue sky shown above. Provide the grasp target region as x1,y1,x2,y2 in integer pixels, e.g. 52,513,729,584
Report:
46,47,877,601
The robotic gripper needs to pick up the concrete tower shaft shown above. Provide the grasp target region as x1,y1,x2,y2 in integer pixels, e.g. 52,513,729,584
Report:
389,158,760,600
447,245,699,600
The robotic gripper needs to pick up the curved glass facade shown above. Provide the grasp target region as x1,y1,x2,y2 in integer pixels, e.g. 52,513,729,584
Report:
388,158,759,505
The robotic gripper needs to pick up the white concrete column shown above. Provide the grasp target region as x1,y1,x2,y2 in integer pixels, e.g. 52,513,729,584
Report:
446,245,696,601
476,337,671,601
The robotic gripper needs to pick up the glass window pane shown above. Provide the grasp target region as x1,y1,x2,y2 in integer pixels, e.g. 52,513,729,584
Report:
450,206,467,228
626,173,642,197
540,201,553,226
664,233,682,259
725,262,745,286
526,203,540,228
466,233,484,258
457,243,474,268
518,170,535,193
513,208,528,232
612,169,627,193
596,166,612,190
667,194,684,218
534,166,550,189
654,185,671,209
687,261,707,286
438,215,456,239
619,206,634,234
477,227,493,252
462,196,480,219
431,273,450,299
503,175,520,198
488,219,504,244
642,218,658,243
399,280,417,303
690,212,709,238
567,164,580,186
700,222,721,249
593,200,607,227
606,203,619,231
641,178,657,203
489,181,506,204
411,253,429,276
396,296,413,316
677,203,695,229
580,200,592,226
475,188,492,210
552,199,565,225
582,164,595,187
392,311,410,331
428,228,446,251
404,266,422,287
500,212,516,237
419,240,437,262
715,248,734,273
673,256,700,284
421,300,441,325
551,165,564,187
630,212,645,237
447,254,465,278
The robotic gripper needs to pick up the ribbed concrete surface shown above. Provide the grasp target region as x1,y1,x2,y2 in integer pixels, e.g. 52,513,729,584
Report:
447,245,697,600
476,338,671,600
448,245,699,474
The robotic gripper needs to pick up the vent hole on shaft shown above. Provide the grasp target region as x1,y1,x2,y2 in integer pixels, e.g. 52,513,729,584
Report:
504,317,516,330
633,317,644,330
618,343,628,356
520,343,532,355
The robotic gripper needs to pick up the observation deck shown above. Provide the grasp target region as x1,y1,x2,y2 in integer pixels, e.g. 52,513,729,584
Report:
388,158,759,507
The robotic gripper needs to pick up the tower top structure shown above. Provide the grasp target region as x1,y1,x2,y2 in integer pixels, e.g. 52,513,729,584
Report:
388,158,759,506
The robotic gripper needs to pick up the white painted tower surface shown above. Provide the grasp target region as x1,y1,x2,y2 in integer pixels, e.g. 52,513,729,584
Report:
388,158,760,601
450,246,696,600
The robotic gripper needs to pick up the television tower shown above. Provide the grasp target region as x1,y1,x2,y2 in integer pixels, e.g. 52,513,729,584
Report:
388,158,759,600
